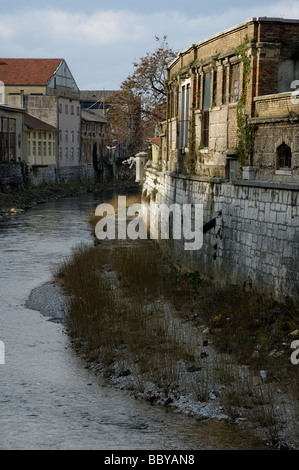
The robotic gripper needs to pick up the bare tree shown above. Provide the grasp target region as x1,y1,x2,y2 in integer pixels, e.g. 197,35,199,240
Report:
107,36,177,156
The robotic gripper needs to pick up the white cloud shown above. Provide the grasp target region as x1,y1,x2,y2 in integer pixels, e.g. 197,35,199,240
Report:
1,2,299,88
44,9,146,45
0,24,14,40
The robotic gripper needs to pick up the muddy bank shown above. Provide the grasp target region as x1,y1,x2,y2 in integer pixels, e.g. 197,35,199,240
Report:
0,179,141,217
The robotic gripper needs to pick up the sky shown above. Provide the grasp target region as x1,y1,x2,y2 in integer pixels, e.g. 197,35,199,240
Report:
1,0,299,91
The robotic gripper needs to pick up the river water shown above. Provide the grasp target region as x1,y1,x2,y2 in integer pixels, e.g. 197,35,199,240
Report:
0,190,264,450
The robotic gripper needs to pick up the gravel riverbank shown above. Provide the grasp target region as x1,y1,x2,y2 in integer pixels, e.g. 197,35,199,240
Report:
26,274,298,451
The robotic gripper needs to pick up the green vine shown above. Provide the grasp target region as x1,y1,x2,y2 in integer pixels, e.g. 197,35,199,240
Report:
235,35,256,167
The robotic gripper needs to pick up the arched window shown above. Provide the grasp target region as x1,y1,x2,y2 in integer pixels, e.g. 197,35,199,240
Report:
277,142,292,169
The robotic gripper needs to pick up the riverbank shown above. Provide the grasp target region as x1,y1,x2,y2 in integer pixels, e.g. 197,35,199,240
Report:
24,189,298,451
48,230,298,451
0,179,141,217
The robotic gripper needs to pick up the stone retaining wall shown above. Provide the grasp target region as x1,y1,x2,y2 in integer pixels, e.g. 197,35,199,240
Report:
142,168,299,300
0,163,24,189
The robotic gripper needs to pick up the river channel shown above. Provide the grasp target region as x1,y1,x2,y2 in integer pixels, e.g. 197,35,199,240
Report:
0,189,265,450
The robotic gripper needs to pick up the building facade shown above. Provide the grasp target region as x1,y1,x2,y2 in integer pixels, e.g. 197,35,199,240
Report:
141,18,299,300
0,104,24,188
0,58,82,182
81,109,110,178
164,17,299,183
24,113,58,167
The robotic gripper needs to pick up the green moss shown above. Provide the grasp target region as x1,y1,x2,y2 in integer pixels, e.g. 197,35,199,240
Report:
235,35,256,168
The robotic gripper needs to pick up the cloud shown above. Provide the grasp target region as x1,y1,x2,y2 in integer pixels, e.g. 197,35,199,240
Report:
1,2,299,88
0,24,14,41
44,9,146,45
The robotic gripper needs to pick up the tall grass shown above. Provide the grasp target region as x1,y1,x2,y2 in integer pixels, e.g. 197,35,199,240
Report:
56,213,299,445
57,239,197,392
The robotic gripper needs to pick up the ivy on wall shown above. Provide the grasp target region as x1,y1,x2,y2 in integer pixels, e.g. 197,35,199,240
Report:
235,35,256,167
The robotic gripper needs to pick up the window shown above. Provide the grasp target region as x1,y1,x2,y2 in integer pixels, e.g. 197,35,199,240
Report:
71,147,74,160
202,73,211,148
230,63,240,103
65,104,68,114
71,105,74,115
77,107,80,116
222,67,227,104
43,141,46,156
203,73,211,110
180,80,191,149
38,142,41,157
212,71,217,106
48,142,52,156
65,130,68,142
277,142,292,169
71,130,74,143
196,74,201,109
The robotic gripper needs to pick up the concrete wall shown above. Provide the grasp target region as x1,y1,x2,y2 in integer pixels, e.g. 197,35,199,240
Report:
142,168,299,300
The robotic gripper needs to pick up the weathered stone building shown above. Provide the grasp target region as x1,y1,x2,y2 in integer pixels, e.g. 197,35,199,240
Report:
81,109,115,180
142,18,299,300
164,17,299,183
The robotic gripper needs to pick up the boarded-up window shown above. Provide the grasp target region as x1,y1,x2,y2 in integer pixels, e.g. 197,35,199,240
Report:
230,63,240,103
202,111,209,148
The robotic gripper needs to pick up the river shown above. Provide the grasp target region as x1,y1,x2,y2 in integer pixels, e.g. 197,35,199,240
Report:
0,189,264,450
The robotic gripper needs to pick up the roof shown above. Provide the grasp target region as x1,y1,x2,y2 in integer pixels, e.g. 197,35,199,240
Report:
169,17,299,69
148,137,161,148
0,104,24,114
24,113,58,132
80,90,119,101
81,110,106,123
0,59,63,86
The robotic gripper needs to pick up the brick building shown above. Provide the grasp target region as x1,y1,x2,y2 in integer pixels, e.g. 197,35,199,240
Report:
163,17,299,183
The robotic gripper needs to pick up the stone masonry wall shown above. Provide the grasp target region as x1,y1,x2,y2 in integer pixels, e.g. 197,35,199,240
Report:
142,168,299,300
0,163,24,189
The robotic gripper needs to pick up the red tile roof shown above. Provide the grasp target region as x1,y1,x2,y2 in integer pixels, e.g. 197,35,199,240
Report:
0,59,63,86
148,137,161,147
